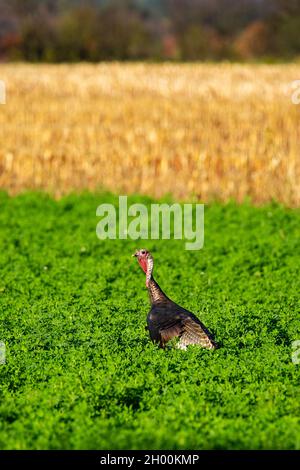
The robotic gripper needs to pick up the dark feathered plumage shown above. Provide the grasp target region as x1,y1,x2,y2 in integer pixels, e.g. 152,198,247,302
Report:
133,249,218,350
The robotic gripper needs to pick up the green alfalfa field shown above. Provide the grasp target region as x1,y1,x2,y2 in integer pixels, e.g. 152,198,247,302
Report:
0,191,299,450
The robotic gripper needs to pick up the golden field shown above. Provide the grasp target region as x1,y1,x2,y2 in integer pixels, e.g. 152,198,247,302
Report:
0,63,299,205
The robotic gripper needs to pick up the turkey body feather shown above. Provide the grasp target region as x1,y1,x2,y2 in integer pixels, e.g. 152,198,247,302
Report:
133,249,218,351
146,276,218,350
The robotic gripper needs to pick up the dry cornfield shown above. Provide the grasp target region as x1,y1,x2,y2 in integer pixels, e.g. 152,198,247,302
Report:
0,63,299,205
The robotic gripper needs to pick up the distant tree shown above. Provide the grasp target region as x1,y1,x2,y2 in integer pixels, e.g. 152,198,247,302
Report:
56,6,101,61
178,25,219,60
161,33,179,59
1,0,300,62
268,0,300,57
96,4,154,60
18,13,56,61
0,3,12,58
276,16,300,57
234,21,271,60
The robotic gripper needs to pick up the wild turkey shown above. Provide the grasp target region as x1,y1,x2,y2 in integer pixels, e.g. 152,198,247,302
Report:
133,249,218,350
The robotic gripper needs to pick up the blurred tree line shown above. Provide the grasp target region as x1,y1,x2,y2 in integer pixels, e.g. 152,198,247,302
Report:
0,0,300,62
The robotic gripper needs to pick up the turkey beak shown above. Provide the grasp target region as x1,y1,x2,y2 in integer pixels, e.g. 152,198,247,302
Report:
132,251,138,257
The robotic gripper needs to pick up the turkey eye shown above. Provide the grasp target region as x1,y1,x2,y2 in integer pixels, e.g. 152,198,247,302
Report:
141,250,145,254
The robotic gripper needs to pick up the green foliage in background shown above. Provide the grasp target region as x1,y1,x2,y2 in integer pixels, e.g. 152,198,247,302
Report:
0,192,299,450
2,0,300,62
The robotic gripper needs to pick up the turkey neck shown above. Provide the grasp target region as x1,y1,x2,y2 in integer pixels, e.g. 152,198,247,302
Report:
147,276,169,305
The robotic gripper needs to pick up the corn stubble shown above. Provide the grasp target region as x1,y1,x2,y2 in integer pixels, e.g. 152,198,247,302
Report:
0,63,299,205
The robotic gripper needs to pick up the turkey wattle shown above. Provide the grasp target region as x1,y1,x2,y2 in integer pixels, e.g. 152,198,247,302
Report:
133,249,218,350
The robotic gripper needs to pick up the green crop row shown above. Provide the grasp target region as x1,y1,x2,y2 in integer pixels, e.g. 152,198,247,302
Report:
0,192,299,449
